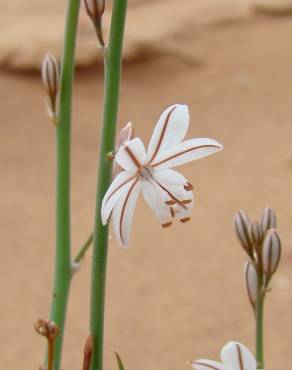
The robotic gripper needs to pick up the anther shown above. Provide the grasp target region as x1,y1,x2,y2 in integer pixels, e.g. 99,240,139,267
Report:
184,182,193,191
170,207,175,218
162,222,172,228
181,199,192,204
180,217,191,223
165,200,176,206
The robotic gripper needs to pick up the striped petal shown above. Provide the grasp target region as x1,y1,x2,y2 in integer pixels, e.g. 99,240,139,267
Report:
151,138,223,169
115,137,146,172
141,180,173,226
191,360,225,370
152,168,188,186
220,342,257,370
146,104,189,164
111,179,141,247
101,171,137,225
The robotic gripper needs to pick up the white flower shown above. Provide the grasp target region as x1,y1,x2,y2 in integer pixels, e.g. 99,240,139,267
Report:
101,104,223,247
190,341,257,370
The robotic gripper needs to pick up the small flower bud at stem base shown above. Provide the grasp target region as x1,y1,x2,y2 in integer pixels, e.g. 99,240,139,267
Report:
245,261,258,308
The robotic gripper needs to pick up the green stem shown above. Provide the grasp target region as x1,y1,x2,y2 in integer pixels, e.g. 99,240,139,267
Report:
255,273,265,369
89,2,128,370
48,0,80,369
74,233,94,264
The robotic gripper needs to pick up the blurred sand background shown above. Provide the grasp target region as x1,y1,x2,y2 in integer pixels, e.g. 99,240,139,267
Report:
2,1,292,370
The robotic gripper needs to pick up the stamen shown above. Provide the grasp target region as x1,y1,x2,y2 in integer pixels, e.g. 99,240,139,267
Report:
170,207,175,218
180,217,191,223
165,200,176,206
162,222,172,228
181,199,192,204
184,182,193,191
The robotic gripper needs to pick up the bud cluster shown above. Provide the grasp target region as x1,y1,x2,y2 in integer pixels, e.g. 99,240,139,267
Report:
233,207,281,309
34,319,60,340
41,53,60,124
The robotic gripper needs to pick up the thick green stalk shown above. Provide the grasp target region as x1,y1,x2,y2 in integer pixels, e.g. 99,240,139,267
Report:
255,274,265,369
89,2,128,370
49,0,80,369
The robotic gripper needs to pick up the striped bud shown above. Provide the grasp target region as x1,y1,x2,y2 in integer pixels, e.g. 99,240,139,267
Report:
245,261,258,308
249,221,263,248
41,53,59,121
262,229,281,278
233,210,254,259
260,207,277,233
113,122,134,177
84,0,106,47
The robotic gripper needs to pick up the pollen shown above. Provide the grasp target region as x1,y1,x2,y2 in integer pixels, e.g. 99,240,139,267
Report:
180,217,191,223
162,222,172,228
181,199,192,204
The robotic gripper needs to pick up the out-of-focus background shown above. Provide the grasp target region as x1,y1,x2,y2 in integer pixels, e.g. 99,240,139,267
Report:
2,0,292,369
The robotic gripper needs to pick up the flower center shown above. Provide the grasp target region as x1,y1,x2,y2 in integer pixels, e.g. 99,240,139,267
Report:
138,166,153,181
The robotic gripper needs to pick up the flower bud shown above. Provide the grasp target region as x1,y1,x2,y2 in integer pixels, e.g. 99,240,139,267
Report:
83,335,93,370
84,0,106,47
244,261,258,308
262,229,281,278
260,207,277,233
233,210,254,259
41,53,59,121
113,122,134,177
34,319,60,340
249,221,264,248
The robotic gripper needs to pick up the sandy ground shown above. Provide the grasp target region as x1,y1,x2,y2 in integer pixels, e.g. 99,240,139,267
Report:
2,3,292,370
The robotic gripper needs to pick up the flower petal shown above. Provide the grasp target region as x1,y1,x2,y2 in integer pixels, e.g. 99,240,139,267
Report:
191,359,225,370
152,168,188,186
115,137,146,171
101,171,137,225
111,179,141,247
146,104,189,164
151,138,223,169
220,342,257,370
141,180,173,225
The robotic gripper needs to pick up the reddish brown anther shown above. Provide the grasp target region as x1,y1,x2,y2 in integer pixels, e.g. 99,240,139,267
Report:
162,222,172,228
165,200,176,206
180,217,191,223
184,182,193,191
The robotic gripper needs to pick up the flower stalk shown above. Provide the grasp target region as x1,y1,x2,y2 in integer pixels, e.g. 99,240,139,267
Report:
89,2,128,370
48,0,80,369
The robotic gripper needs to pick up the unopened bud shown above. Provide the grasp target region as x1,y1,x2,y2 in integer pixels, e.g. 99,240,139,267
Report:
233,210,254,259
249,221,264,248
245,261,258,308
261,207,277,233
113,122,134,177
41,53,59,122
83,335,93,370
34,319,60,340
84,0,106,48
262,229,281,278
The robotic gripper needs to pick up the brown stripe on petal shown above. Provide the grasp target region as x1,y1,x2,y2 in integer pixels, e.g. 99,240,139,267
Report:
119,179,139,245
180,217,191,223
148,105,177,164
104,175,137,206
162,222,172,228
125,146,142,169
193,361,222,370
236,344,244,370
152,144,221,168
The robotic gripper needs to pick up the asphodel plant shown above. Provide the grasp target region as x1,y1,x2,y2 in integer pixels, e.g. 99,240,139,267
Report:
233,207,281,369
